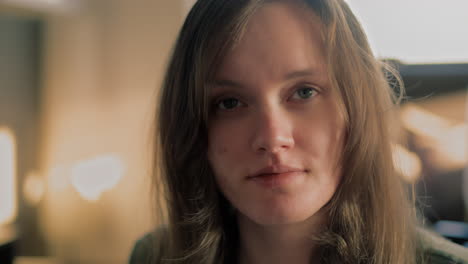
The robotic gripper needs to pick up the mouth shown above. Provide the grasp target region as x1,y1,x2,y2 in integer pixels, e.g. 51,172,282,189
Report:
248,165,306,179
246,165,306,188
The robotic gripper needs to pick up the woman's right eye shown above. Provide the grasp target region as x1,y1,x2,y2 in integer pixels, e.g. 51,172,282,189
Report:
216,98,242,110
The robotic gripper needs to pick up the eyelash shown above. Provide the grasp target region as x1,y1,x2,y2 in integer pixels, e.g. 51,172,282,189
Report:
212,85,319,112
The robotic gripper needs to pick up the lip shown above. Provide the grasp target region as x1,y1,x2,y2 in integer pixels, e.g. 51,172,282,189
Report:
248,165,305,179
247,165,306,188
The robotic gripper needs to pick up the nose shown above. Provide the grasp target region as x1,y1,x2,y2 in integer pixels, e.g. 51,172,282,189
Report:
251,108,295,154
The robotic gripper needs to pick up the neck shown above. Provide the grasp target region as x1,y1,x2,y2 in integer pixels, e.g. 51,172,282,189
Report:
237,213,325,264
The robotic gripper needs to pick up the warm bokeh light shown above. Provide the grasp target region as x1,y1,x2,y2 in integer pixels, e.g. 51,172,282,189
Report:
392,144,423,183
23,171,45,206
433,124,468,169
401,104,467,170
70,154,125,202
48,165,70,191
0,127,17,225
401,104,450,140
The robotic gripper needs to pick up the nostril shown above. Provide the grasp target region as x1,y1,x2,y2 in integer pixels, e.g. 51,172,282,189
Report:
258,147,267,152
253,135,295,154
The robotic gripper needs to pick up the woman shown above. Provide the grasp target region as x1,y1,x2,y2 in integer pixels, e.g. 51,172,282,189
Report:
130,0,468,263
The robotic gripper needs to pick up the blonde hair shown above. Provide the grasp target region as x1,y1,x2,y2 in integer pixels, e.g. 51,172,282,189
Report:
153,0,420,263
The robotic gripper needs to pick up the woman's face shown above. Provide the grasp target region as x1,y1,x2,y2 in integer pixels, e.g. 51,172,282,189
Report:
207,2,346,226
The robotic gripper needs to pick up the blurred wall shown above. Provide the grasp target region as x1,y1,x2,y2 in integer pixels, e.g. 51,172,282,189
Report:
346,0,468,63
39,0,183,263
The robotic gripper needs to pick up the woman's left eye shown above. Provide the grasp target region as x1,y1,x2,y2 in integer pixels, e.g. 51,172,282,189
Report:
291,87,318,100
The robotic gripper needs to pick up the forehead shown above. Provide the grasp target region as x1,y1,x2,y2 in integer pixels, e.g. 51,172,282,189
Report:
215,1,328,85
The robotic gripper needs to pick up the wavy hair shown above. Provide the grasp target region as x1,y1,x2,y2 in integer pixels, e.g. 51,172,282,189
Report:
152,0,420,263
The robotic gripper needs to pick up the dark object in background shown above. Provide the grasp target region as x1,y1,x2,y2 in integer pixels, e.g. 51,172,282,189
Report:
0,226,17,264
0,15,46,258
384,60,468,100
383,61,468,99
399,63,468,99
0,241,15,264
416,169,466,223
434,221,468,247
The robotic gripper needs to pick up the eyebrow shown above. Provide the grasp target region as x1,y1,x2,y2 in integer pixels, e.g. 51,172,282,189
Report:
284,68,321,80
213,79,243,88
213,68,322,89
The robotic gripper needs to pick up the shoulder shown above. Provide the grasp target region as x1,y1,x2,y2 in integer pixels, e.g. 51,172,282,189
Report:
129,227,169,264
129,226,468,264
418,227,468,264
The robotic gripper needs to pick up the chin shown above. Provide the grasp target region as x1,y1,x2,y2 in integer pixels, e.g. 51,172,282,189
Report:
240,202,323,227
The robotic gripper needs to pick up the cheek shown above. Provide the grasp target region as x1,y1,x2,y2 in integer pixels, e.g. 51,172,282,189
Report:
207,133,242,199
297,116,342,151
211,144,229,156
296,107,346,174
207,124,244,172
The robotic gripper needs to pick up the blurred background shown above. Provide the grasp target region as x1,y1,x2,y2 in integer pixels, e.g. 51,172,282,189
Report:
0,0,467,263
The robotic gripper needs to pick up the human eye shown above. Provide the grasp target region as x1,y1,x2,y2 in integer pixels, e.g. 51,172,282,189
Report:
290,86,318,101
214,97,245,111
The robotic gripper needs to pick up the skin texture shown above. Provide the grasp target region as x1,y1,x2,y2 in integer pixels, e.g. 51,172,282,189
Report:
207,2,346,263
